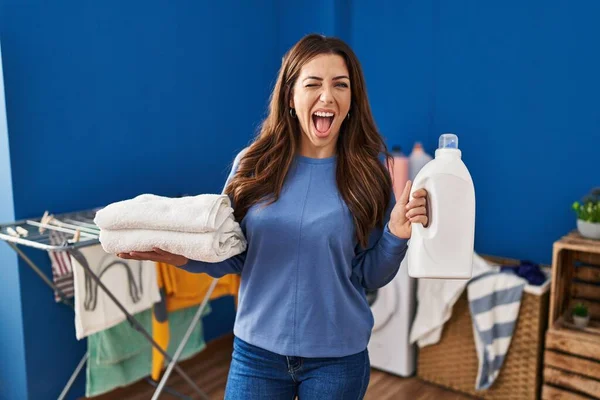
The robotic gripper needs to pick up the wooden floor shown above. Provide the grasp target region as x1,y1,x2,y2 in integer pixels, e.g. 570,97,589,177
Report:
84,334,476,400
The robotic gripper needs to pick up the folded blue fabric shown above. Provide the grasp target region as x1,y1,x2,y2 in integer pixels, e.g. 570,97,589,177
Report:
500,260,546,286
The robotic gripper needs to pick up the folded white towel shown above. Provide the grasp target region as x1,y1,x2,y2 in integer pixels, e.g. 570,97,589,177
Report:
95,193,247,262
94,194,234,233
409,253,498,347
98,226,246,263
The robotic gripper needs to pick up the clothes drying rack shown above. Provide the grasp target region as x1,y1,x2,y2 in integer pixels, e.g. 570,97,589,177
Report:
0,207,219,400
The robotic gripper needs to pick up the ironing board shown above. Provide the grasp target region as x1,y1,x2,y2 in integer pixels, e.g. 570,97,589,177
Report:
0,208,218,400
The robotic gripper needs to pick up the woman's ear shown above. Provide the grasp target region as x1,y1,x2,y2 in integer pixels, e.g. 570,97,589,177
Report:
289,86,295,109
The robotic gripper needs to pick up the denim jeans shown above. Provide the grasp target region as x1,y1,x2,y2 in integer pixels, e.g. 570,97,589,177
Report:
224,336,371,399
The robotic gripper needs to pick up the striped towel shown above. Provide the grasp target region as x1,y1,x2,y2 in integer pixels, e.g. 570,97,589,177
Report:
467,271,527,390
48,231,75,302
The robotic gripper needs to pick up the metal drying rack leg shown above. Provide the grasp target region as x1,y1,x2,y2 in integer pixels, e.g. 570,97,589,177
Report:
71,248,210,400
5,242,87,400
144,377,194,400
57,352,88,400
152,278,219,400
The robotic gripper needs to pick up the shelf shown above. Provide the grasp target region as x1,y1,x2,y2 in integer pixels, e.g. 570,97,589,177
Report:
554,313,600,338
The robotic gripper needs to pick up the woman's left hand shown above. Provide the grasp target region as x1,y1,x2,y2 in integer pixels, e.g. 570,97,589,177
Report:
389,180,429,239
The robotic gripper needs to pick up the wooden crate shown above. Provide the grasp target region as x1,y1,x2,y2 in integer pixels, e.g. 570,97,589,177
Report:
542,231,600,400
548,231,600,324
417,255,550,400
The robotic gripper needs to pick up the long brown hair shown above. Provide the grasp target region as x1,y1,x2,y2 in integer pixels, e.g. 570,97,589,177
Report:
224,34,392,248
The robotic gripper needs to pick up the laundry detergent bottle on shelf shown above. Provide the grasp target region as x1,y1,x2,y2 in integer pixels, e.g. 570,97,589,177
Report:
388,146,409,203
408,142,432,181
407,133,476,279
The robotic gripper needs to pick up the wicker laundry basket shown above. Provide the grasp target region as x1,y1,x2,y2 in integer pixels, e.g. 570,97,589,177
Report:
416,255,550,400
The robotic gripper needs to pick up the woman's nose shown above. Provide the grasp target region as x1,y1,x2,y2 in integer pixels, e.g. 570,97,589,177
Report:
319,87,334,104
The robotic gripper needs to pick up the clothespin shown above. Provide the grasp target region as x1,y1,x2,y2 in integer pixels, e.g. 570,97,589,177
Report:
39,211,55,234
68,229,81,244
6,227,19,237
15,226,28,237
40,211,49,233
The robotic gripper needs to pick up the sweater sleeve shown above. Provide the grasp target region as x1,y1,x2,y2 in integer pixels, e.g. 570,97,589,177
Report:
351,191,408,290
179,148,248,277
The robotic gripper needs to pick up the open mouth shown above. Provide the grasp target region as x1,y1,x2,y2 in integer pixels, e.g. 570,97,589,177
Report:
312,111,335,137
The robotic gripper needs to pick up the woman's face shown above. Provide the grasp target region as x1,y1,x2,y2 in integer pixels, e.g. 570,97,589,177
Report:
290,54,351,158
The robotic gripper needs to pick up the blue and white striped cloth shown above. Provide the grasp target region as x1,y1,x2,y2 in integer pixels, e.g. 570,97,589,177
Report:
467,271,527,390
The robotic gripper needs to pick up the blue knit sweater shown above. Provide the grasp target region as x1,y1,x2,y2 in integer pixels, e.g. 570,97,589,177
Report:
181,151,408,357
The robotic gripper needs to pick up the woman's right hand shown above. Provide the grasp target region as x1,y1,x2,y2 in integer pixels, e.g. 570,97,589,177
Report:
118,247,189,267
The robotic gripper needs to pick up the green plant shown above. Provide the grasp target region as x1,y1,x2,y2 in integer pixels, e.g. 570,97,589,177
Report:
572,302,589,317
572,187,600,223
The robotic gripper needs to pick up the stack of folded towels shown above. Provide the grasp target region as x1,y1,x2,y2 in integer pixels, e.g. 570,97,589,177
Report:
94,194,247,262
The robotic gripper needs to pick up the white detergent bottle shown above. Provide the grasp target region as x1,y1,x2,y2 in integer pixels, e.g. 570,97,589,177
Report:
407,133,476,279
408,142,433,181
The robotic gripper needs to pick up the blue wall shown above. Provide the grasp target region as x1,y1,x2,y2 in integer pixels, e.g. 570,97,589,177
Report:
351,0,435,157
0,41,29,400
2,1,600,399
277,0,351,60
1,1,277,399
352,0,599,265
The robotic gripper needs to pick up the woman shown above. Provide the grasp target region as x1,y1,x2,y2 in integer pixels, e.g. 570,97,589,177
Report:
120,34,428,399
